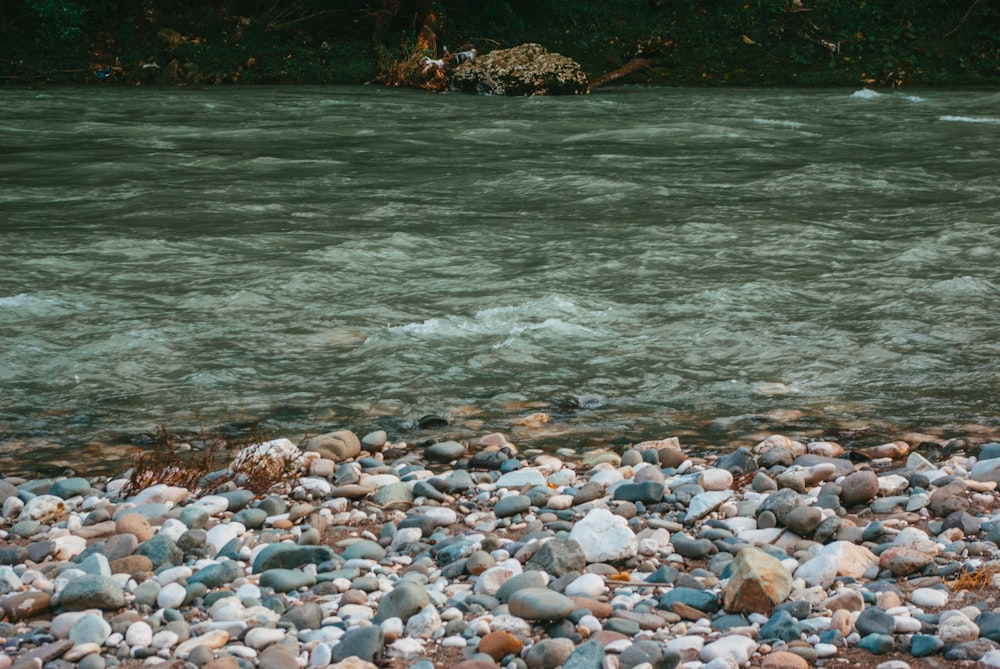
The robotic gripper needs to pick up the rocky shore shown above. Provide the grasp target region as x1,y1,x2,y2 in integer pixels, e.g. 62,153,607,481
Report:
3,427,1000,669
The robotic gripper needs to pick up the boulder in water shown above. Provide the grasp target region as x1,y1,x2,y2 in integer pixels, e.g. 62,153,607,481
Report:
448,43,587,96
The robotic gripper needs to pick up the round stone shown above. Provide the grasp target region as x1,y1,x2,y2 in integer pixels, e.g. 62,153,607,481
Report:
508,588,575,621
125,621,154,648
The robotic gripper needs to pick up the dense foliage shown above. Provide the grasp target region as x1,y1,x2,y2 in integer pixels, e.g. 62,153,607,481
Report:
1,0,998,86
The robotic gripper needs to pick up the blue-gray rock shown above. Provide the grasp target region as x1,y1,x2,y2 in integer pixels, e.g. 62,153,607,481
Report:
252,544,335,572
343,540,387,561
659,587,719,613
910,634,944,657
670,535,714,559
178,505,210,530
495,571,548,603
645,564,678,584
425,440,466,462
855,606,895,636
604,617,641,636
443,470,475,493
259,568,316,593
76,554,111,577
563,639,605,669
620,640,680,669
413,480,448,503
758,609,800,642
370,481,414,507
332,625,383,663
68,613,112,645
434,536,481,566
216,489,255,512
715,447,755,475
373,581,430,623
942,638,1000,661
526,539,586,577
614,481,665,504
102,534,138,561
495,494,531,518
189,560,242,589
784,505,822,536
857,633,894,654
712,614,751,631
134,534,182,569
232,508,267,530
508,588,576,621
58,575,126,611
49,478,93,500
281,602,323,631
976,611,1000,641
756,488,800,525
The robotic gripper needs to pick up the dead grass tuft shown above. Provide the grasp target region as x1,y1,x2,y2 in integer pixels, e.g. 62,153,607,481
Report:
120,425,300,498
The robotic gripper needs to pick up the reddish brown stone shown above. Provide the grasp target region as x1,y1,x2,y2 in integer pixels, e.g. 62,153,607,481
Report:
478,631,524,661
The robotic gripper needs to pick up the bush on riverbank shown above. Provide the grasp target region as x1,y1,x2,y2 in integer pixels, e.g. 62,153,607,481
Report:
1,0,998,87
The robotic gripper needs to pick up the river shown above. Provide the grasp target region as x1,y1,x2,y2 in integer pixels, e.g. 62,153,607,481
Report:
2,85,999,474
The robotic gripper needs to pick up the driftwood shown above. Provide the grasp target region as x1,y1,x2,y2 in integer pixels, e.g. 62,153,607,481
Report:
587,58,653,92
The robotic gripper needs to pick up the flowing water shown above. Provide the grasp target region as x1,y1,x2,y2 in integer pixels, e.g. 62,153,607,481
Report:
2,85,1000,474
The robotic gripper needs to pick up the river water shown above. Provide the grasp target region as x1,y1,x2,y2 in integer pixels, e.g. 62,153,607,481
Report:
2,85,999,474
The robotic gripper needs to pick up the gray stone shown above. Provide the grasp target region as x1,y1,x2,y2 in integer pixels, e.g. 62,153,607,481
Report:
342,540,386,561
49,478,92,500
332,625,382,663
495,571,548,603
281,602,323,631
839,470,879,506
526,539,586,577
103,534,138,561
857,633,894,654
910,634,943,657
525,638,575,669
252,544,335,572
684,490,732,523
425,440,466,462
134,534,182,569
189,560,242,589
508,588,576,621
304,430,361,462
495,494,531,518
232,508,267,530
758,609,800,641
670,535,714,559
179,505,210,529
370,481,414,507
614,481,665,504
756,488,800,525
68,613,112,645
659,587,719,614
58,575,125,611
259,568,316,593
784,505,822,536
373,581,429,623
856,606,895,636
561,639,605,669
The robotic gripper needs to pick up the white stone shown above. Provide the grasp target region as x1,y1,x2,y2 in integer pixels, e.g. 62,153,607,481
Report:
309,643,333,669
206,522,246,552
568,508,638,562
685,490,733,522
244,627,286,649
878,475,910,496
193,495,230,517
815,643,838,657
2,496,24,520
496,468,547,488
387,638,425,660
151,630,179,650
157,566,193,586
19,495,66,523
794,541,877,587
157,582,187,610
666,635,704,654
893,616,921,633
235,438,302,468
125,621,154,648
420,507,458,527
441,636,467,648
981,649,1000,668
0,567,22,595
474,566,517,596
51,611,94,639
159,518,189,542
911,587,948,608
391,528,423,550
547,494,574,510
404,605,441,639
698,469,734,492
64,643,101,662
129,484,188,506
700,635,757,666
379,617,404,637
51,535,87,560
578,615,602,634
564,573,606,598
174,630,230,658
938,611,979,644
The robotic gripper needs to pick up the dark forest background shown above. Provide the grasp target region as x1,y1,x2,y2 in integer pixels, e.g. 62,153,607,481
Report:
2,0,998,86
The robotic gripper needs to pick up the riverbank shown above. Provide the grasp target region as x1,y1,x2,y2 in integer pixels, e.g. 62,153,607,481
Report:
2,1,998,88
3,425,1000,669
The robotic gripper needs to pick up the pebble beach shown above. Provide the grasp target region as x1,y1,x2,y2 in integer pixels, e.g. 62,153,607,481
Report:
3,426,1000,669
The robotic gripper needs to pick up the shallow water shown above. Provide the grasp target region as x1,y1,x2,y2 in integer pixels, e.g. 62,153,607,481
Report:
2,85,999,474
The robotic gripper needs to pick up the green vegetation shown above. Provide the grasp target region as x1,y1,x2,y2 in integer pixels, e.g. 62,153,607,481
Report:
1,0,997,86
